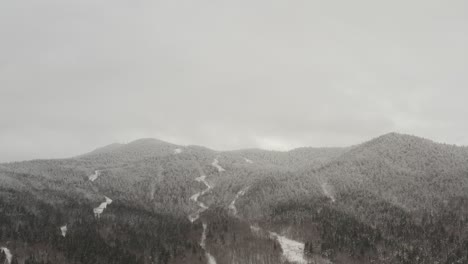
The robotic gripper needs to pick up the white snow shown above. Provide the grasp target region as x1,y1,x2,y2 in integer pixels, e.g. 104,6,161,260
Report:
188,175,213,223
201,223,217,264
250,225,261,234
269,232,308,264
248,223,308,264
88,170,101,182
105,196,113,204
60,225,68,237
321,183,336,203
249,225,330,264
211,158,225,172
195,175,213,190
228,186,249,217
94,196,113,218
188,172,217,264
174,148,183,154
190,192,201,202
244,157,253,164
0,247,12,264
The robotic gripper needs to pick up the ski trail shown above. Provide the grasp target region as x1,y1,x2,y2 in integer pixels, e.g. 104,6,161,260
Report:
244,157,253,164
227,184,309,263
321,183,336,203
228,186,249,217
201,223,217,264
228,186,308,263
93,196,113,218
211,158,225,172
188,169,217,264
60,225,67,237
188,175,212,222
88,170,101,182
0,247,12,264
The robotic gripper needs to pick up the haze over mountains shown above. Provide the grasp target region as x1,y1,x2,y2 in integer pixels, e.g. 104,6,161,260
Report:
1,132,468,264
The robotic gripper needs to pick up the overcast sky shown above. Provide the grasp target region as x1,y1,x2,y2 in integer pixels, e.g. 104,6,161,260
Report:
1,0,467,162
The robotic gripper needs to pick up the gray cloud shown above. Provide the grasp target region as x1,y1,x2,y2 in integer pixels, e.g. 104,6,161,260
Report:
1,0,467,161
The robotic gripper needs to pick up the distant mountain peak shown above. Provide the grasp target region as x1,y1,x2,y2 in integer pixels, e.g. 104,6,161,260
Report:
127,138,172,146
366,132,433,146
77,138,178,159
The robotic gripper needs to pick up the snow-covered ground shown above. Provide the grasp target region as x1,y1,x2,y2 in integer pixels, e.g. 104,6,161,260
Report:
189,172,217,264
88,170,101,182
189,175,213,222
201,223,217,264
0,247,12,264
93,196,113,218
248,225,331,264
211,158,225,172
269,232,308,264
174,148,183,154
321,183,336,202
244,157,254,164
228,186,249,217
248,222,308,264
60,225,68,237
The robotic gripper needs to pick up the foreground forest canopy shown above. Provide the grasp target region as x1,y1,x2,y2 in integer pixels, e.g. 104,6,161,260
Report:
1,132,468,264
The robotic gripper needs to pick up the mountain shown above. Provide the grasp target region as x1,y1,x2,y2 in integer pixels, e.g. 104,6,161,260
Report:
76,138,180,166
1,133,468,264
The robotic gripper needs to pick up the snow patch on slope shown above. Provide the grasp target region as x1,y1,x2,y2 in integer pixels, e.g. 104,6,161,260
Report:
60,225,68,237
201,223,217,264
321,183,336,203
211,158,225,172
247,223,309,263
248,225,332,264
244,157,253,164
228,186,249,217
269,232,307,264
174,148,183,154
94,196,113,218
0,247,12,264
88,170,101,182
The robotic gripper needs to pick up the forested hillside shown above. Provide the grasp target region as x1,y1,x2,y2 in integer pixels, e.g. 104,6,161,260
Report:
1,133,468,263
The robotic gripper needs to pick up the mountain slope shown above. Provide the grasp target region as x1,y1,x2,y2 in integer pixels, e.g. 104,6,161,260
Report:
1,133,468,264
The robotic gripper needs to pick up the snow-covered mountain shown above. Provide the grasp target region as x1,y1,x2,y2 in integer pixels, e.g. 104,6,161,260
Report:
1,133,468,264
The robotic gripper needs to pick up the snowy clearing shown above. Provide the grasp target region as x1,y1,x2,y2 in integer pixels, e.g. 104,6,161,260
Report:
211,158,225,172
269,232,307,264
60,225,67,237
0,247,12,264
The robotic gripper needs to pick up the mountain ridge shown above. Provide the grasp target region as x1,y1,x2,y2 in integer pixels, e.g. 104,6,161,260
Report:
1,132,468,264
